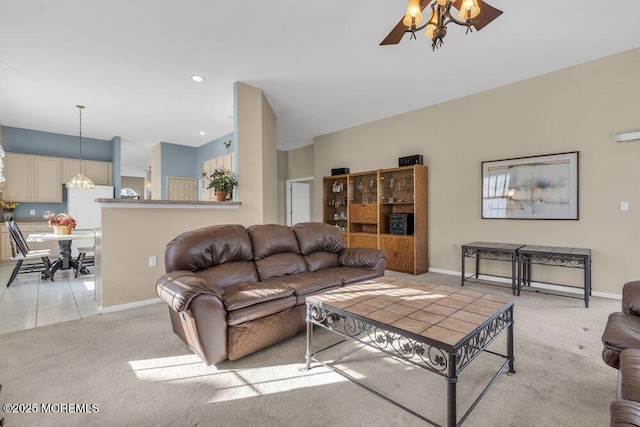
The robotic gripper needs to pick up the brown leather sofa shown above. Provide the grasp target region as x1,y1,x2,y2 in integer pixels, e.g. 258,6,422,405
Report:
156,222,386,365
602,281,640,426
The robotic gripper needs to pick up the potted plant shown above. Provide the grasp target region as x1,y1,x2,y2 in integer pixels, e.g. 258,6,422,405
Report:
0,200,18,221
204,168,238,201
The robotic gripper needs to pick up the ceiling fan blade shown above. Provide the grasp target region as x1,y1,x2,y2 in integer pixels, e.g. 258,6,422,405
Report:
380,18,408,45
451,0,503,31
380,0,432,45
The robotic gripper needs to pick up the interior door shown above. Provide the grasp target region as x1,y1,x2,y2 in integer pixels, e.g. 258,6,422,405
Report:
290,182,310,226
167,177,197,201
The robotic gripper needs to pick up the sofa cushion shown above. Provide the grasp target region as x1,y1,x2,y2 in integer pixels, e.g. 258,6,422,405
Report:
165,224,253,273
303,251,340,272
610,400,640,426
320,266,381,284
624,281,640,316
221,281,295,311
603,312,640,369
247,224,301,260
198,261,259,288
254,253,308,282
268,271,342,303
227,296,297,327
292,222,343,255
620,349,640,402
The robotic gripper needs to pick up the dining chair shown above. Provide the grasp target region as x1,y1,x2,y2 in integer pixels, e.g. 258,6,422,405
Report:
75,246,95,278
5,220,52,287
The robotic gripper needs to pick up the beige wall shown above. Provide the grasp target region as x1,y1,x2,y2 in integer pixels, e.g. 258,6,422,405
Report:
277,150,286,224
102,82,279,308
100,206,261,307
313,48,640,296
121,176,144,197
236,82,278,224
286,144,314,179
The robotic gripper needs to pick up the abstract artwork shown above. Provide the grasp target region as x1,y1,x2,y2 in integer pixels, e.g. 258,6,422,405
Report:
482,152,579,219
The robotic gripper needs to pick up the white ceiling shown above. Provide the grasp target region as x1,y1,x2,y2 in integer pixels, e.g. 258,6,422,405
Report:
2,1,640,176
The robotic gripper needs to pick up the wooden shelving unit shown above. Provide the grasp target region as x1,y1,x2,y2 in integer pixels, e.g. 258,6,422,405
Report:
322,164,428,275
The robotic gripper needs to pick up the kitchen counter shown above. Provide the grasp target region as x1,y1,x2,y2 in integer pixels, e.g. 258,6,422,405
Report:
96,199,241,209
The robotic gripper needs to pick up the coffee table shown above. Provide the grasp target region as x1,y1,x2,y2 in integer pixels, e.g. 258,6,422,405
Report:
304,276,515,427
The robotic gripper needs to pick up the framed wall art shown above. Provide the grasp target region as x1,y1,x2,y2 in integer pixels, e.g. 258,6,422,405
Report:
481,151,579,220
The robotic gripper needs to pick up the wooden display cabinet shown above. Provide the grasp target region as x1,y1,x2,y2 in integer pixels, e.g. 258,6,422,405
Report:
322,175,349,244
322,164,428,274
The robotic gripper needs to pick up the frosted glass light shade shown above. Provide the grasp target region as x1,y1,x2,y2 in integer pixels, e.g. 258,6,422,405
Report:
66,173,96,189
403,0,424,27
458,0,481,20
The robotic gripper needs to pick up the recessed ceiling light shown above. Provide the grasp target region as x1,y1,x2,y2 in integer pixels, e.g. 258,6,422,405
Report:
199,131,207,135
191,75,205,82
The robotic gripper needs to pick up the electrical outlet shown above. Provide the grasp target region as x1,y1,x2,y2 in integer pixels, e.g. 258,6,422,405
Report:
620,201,629,211
148,256,157,268
30,210,36,216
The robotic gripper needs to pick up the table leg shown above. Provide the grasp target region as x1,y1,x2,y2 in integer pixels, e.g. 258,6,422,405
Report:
305,304,313,370
447,352,458,427
508,306,515,374
475,253,480,279
461,250,465,286
584,256,591,308
511,253,517,296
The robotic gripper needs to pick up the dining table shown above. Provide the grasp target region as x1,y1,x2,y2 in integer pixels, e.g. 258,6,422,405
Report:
27,229,95,280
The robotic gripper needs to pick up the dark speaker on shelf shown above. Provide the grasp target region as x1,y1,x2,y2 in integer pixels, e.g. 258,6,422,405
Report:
331,168,350,176
398,155,423,167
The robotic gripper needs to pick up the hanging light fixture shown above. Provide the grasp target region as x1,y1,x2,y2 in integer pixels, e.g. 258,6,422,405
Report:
66,105,95,189
405,0,481,50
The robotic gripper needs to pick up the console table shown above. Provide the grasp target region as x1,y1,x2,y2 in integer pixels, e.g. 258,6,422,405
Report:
461,242,525,295
518,245,592,308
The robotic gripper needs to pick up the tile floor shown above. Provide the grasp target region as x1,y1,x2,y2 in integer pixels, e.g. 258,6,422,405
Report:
0,262,100,335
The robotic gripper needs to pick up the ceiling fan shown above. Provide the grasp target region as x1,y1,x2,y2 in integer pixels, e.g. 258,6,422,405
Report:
380,0,503,50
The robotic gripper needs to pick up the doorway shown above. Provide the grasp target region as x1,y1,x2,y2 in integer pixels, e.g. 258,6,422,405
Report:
167,177,198,201
286,177,313,226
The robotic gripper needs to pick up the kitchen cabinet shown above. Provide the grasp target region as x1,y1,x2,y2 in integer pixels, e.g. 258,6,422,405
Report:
3,154,62,202
62,158,112,185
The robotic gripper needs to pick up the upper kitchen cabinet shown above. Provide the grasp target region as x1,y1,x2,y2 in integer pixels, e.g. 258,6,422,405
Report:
62,158,112,185
3,153,62,202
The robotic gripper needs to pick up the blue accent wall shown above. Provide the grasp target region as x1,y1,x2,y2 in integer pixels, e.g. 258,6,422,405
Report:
160,142,198,199
2,126,115,217
196,132,235,171
111,136,122,198
3,126,112,161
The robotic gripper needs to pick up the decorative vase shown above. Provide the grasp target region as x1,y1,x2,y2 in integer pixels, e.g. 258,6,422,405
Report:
215,191,227,202
53,225,72,235
3,212,13,222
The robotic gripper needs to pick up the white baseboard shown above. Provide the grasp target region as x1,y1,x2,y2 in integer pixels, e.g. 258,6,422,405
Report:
101,298,162,314
427,268,621,300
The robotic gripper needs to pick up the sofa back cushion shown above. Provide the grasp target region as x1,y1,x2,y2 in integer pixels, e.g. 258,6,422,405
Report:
164,224,258,285
247,224,307,281
292,222,343,272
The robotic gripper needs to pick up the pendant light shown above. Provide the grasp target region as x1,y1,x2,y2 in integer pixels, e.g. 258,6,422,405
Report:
66,105,95,189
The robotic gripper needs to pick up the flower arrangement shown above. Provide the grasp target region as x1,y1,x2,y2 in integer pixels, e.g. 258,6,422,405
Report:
43,211,77,230
0,200,18,212
204,168,238,194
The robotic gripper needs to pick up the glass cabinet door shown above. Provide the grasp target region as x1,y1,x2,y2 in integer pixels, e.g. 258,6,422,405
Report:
323,176,348,232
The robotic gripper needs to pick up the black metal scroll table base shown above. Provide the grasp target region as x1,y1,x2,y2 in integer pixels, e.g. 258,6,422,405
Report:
518,245,592,308
304,282,515,427
47,239,88,280
461,242,525,295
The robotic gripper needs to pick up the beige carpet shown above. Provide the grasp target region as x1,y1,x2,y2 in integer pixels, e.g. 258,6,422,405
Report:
0,273,621,426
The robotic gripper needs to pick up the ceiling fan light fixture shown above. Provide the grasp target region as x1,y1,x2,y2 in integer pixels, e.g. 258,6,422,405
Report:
458,0,481,21
403,0,424,27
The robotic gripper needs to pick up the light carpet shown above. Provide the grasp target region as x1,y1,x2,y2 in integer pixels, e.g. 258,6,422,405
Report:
0,273,621,426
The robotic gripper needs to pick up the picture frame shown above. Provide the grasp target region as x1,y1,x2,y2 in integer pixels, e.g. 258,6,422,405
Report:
481,151,579,220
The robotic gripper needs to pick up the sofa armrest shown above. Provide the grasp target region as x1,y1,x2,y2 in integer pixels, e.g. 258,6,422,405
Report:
623,281,640,315
340,248,386,269
156,270,224,313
